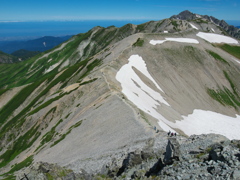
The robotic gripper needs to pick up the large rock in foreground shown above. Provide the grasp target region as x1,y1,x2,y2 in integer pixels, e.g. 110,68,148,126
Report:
16,134,240,180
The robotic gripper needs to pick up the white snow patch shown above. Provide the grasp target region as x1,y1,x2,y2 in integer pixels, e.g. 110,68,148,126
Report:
197,32,239,44
44,62,60,74
195,14,201,18
166,38,199,44
116,55,175,132
164,31,168,33
150,40,166,45
211,28,215,32
171,110,240,140
189,23,198,30
47,58,53,62
116,55,240,139
150,38,199,45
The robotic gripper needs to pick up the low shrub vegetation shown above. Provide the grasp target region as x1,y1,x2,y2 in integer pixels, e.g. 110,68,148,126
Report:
207,50,229,65
133,38,144,47
218,44,240,59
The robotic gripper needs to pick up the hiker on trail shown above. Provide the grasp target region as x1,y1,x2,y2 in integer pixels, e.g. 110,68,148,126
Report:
174,133,177,136
168,131,171,136
171,132,174,137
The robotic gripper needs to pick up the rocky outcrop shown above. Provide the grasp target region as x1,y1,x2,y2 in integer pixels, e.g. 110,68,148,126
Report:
203,15,240,39
15,134,240,180
170,10,197,21
164,137,181,165
171,10,240,39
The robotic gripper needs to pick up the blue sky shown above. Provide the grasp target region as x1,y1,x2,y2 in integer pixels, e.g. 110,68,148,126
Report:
0,0,239,21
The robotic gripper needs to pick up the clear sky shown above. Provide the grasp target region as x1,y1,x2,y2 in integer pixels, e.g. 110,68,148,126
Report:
0,0,239,21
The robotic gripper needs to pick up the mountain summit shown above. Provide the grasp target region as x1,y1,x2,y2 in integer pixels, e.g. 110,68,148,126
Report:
0,11,240,179
171,10,240,39
170,10,197,20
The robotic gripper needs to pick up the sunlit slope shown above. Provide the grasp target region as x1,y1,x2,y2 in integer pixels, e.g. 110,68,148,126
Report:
0,25,153,175
0,16,239,176
34,31,240,173
115,33,240,139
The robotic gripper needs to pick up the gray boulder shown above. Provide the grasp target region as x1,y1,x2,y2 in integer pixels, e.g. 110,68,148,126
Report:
164,137,181,164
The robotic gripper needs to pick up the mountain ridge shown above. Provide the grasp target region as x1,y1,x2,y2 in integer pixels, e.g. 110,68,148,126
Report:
0,50,18,63
11,49,40,61
0,10,240,179
0,35,72,54
171,10,240,39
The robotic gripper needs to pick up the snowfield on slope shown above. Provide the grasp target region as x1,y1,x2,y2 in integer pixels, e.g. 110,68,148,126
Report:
171,110,240,140
116,55,240,140
150,38,199,45
189,23,198,30
197,32,239,44
116,55,174,132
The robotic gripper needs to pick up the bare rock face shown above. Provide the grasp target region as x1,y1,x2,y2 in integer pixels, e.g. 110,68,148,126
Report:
16,162,84,180
171,10,240,39
170,10,197,21
203,15,240,39
164,137,181,164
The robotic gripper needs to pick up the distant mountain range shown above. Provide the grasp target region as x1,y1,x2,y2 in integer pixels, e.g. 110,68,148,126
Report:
0,35,72,54
0,35,72,63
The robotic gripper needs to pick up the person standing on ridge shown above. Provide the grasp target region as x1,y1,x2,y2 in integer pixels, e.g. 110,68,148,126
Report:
168,130,171,136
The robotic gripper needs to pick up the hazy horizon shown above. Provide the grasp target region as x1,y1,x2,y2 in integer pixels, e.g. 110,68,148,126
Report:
1,0,239,22
0,19,239,42
0,20,151,41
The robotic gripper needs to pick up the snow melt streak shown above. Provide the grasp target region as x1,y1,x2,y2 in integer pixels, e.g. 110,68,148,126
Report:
197,32,238,44
116,55,173,131
189,23,198,30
